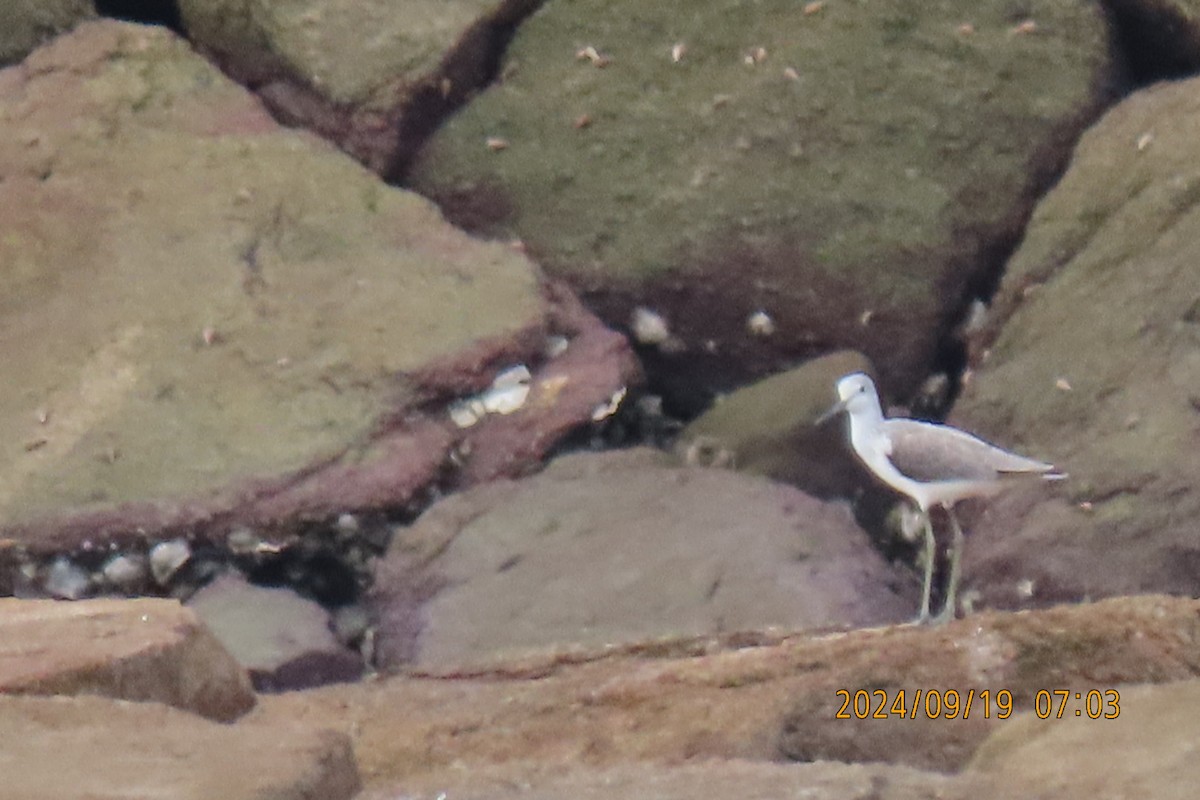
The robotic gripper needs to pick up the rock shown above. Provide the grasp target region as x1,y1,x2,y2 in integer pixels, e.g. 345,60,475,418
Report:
186,573,362,691
0,21,634,558
371,448,914,671
0,598,255,722
360,760,963,800
330,602,371,647
178,0,543,177
257,595,1200,797
949,73,1200,614
0,0,93,65
409,0,1115,405
444,284,643,485
675,350,877,500
0,694,360,800
42,556,90,600
966,679,1200,800
100,552,150,593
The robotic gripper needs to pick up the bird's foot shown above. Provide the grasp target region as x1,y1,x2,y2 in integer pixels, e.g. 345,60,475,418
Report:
900,609,933,627
930,604,956,626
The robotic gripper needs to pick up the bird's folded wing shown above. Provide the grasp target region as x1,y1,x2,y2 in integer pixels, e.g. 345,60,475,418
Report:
883,419,1053,483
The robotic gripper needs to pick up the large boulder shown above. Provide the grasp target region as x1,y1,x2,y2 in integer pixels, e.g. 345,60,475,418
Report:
674,350,876,500
257,595,1200,796
949,74,1200,613
409,0,1116,405
371,448,915,671
178,0,543,177
966,679,1200,800
0,598,254,722
0,21,636,561
0,694,360,800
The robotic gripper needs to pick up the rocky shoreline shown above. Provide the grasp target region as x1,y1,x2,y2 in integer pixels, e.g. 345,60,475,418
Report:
3,2,1200,797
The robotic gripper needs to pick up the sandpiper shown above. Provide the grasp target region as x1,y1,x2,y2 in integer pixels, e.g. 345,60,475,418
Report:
817,372,1063,624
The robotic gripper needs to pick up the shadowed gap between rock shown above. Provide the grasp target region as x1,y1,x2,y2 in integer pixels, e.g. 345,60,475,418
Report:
1100,0,1200,86
94,0,183,33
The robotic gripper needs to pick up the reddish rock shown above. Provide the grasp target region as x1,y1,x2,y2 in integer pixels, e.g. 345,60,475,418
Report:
967,678,1200,800
353,760,963,800
0,22,636,563
0,694,360,800
0,598,255,722
257,595,1200,797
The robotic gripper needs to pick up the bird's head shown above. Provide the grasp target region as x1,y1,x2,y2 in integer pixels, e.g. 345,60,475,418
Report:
815,372,878,425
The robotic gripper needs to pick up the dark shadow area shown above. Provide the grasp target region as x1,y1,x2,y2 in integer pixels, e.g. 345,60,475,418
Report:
389,0,544,181
1105,2,1200,86
94,0,184,33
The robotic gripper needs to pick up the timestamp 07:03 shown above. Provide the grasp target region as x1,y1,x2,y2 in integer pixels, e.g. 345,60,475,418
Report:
834,688,1121,720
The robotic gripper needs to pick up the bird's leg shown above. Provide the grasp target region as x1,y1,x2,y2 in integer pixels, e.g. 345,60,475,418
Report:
932,507,965,625
915,509,936,625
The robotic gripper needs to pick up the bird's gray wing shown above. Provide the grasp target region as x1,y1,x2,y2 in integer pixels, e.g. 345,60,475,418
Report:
882,419,1054,483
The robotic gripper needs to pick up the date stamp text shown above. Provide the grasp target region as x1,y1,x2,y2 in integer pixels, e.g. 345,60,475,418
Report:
834,688,1120,720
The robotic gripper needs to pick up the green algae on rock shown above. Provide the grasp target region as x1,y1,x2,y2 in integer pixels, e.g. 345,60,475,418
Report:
410,0,1115,398
0,22,542,534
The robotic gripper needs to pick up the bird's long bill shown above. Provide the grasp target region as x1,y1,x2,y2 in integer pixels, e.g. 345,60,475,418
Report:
814,397,848,426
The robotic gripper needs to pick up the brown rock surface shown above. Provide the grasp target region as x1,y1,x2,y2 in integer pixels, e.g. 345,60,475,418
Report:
0,694,360,800
178,0,543,177
370,448,914,671
355,759,965,800
950,73,1200,614
967,678,1200,800
0,597,255,722
256,594,1200,796
0,21,636,562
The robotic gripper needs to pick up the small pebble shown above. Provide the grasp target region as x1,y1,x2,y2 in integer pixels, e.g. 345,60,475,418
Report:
149,539,192,586
631,307,671,346
962,299,988,335
449,400,482,428
331,604,372,647
45,557,91,600
101,553,149,592
226,527,261,556
746,310,775,337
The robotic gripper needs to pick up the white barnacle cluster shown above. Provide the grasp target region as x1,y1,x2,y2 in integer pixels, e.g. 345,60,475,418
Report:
448,365,533,428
